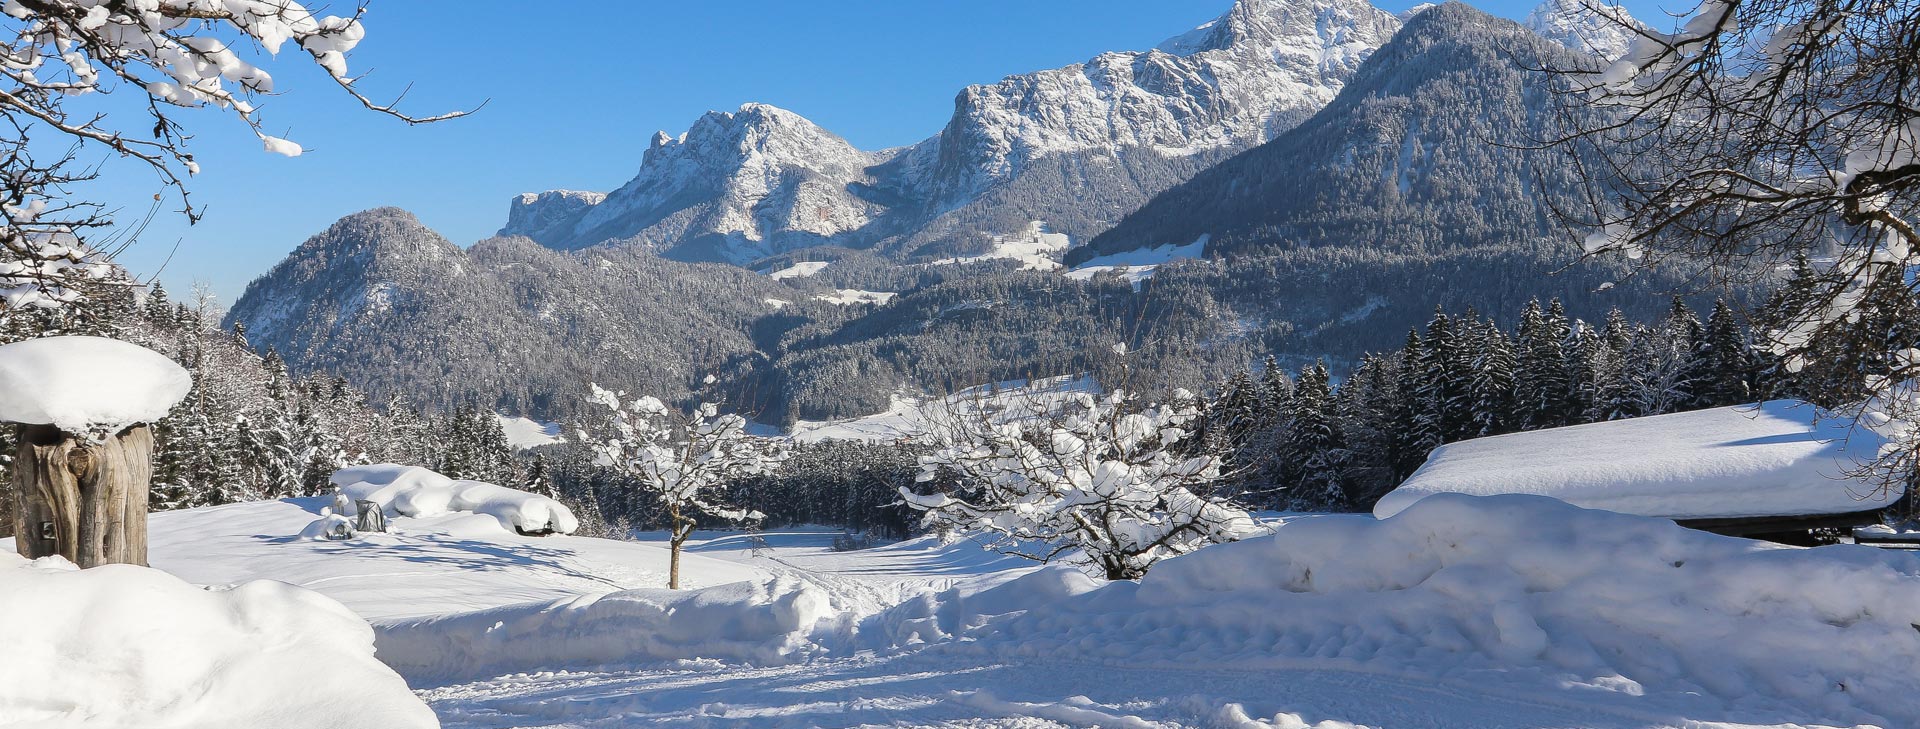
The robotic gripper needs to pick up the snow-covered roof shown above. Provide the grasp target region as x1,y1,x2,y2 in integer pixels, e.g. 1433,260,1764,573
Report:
0,336,191,433
1374,400,1897,521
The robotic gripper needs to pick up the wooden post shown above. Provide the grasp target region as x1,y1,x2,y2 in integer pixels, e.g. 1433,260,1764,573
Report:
11,423,153,568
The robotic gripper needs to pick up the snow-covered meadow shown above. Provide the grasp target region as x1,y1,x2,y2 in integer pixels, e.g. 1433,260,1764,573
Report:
10,477,1910,728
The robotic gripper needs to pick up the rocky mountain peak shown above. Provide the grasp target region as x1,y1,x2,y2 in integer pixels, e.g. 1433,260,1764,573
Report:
1524,0,1641,60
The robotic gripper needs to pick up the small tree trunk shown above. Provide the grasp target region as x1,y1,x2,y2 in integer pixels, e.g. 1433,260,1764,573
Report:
668,525,685,590
11,423,153,568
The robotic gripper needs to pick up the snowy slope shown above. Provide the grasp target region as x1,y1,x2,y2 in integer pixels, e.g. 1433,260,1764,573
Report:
1524,0,1642,60
495,413,564,450
1376,400,1896,520
142,498,767,622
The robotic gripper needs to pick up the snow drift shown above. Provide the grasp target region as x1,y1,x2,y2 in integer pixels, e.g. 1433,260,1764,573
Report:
1375,400,1894,520
331,463,578,535
375,575,835,683
957,494,1920,726
0,552,433,729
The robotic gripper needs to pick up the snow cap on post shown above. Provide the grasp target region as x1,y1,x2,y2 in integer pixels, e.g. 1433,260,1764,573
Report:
0,336,192,435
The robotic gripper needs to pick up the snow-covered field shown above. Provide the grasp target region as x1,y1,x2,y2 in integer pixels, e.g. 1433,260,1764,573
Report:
27,490,1911,728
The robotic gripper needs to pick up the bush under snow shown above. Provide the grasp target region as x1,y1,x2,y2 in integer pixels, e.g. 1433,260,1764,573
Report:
330,463,577,535
0,552,433,728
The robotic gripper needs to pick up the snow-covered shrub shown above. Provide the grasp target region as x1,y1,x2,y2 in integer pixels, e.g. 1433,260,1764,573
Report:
0,552,434,728
582,385,787,588
903,389,1256,580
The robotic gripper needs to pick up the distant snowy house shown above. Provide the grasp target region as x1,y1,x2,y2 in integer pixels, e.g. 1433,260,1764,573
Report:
1375,401,1900,537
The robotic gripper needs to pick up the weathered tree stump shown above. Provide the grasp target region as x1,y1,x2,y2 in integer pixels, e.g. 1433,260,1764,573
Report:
11,423,154,568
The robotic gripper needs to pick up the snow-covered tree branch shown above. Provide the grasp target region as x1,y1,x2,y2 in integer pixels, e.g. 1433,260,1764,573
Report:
902,388,1256,581
1549,0,1919,493
0,0,471,319
580,384,785,589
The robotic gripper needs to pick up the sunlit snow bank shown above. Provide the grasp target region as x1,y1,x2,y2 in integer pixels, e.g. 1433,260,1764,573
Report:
377,576,837,682
0,553,433,729
332,463,577,535
957,494,1920,726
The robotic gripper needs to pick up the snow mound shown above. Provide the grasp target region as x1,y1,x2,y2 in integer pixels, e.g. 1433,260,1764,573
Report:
0,336,191,433
1376,401,1894,520
332,463,578,535
376,575,835,683
962,494,1920,726
0,552,433,728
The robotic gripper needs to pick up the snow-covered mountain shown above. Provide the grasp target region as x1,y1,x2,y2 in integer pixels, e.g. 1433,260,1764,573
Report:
498,190,605,246
506,0,1401,262
517,104,891,262
1523,0,1641,60
1073,1,1607,265
228,208,798,416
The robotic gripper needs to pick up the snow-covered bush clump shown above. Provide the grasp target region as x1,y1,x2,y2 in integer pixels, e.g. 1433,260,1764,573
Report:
375,576,834,683
331,463,578,535
0,553,434,728
904,389,1256,580
956,494,1920,726
0,336,191,434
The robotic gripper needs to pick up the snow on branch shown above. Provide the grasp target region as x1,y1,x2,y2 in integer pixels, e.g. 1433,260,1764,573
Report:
1547,0,1919,495
0,0,471,319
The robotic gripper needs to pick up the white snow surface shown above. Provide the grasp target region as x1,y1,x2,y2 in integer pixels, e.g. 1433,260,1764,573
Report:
408,496,1920,728
1065,234,1209,286
60,485,1920,727
1376,400,1896,520
0,552,433,729
495,413,564,451
133,497,767,623
332,463,580,535
928,220,1072,271
762,260,831,280
0,335,191,433
815,288,897,306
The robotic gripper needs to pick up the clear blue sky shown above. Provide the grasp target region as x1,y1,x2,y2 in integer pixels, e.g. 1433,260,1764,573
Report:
87,0,1687,304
